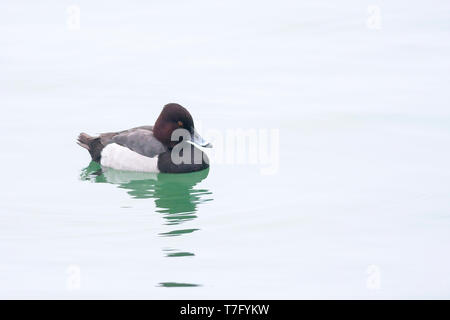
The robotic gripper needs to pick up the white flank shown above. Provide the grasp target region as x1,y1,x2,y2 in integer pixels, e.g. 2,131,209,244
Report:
100,143,160,172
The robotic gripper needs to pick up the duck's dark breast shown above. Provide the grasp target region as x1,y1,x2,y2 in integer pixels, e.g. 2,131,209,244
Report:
157,143,209,173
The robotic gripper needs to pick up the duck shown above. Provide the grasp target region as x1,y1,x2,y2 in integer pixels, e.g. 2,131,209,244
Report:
77,103,212,173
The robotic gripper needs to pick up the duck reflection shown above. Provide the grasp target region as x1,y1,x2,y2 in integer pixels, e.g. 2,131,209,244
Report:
80,161,212,232
80,162,211,287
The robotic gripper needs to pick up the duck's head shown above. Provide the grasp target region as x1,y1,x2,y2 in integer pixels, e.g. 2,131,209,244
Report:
153,103,212,149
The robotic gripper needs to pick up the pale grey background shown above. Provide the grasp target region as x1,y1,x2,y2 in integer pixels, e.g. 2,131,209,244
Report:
0,0,449,298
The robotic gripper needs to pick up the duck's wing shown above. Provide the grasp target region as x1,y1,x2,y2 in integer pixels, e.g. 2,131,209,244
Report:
112,128,167,158
78,126,158,162
98,125,153,145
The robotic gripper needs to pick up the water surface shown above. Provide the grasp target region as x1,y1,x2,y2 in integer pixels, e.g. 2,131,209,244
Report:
0,0,450,298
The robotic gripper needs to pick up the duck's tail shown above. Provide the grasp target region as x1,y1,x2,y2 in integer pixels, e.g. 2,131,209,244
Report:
77,132,92,150
77,133,103,162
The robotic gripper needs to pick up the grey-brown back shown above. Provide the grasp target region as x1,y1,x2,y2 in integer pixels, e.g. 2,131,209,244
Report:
77,125,167,162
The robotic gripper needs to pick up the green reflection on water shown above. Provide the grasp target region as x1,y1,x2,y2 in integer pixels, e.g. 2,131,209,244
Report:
80,161,212,288
80,161,212,228
159,228,200,237
158,282,201,288
165,251,195,258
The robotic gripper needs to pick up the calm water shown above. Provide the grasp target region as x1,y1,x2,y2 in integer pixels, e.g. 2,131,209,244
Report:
1,1,450,298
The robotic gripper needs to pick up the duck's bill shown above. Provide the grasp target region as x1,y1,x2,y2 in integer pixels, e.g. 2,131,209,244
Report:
190,129,213,148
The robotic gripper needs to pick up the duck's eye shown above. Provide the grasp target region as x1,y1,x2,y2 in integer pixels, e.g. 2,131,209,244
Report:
177,121,183,127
